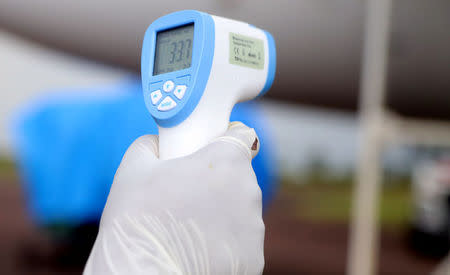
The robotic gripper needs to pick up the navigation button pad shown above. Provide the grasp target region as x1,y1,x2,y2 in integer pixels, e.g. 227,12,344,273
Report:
147,75,191,114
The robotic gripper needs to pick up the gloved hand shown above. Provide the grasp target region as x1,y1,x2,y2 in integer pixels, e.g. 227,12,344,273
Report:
84,122,265,275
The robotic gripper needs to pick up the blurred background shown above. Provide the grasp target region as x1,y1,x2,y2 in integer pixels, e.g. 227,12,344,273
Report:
0,0,449,274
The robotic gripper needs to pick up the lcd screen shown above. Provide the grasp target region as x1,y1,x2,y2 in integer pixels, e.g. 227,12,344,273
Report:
153,24,194,75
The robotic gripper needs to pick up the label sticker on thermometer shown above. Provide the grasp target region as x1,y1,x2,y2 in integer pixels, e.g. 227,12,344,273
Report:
229,33,264,70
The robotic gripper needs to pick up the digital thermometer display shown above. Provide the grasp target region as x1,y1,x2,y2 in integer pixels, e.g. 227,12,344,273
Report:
153,24,194,75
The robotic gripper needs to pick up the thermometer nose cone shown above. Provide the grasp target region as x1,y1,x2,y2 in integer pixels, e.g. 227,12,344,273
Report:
259,30,277,97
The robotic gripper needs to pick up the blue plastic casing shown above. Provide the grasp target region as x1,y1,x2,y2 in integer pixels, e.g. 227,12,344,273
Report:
141,10,215,127
259,30,276,96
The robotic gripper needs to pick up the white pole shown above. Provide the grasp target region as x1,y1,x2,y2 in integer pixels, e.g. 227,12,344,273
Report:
347,0,392,274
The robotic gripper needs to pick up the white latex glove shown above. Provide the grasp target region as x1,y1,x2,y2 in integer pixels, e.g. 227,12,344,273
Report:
84,122,264,275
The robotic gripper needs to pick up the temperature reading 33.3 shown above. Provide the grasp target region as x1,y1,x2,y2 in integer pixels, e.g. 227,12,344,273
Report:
153,24,194,75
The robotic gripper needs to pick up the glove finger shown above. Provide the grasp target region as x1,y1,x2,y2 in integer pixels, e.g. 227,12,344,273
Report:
124,135,160,163
211,121,260,160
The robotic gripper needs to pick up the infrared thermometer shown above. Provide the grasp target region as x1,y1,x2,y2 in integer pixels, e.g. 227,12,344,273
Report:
141,10,276,159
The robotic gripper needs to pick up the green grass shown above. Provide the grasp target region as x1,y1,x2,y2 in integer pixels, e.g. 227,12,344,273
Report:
0,153,413,230
282,178,412,230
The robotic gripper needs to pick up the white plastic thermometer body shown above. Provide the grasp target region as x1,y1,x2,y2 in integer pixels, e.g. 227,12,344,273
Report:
141,11,276,159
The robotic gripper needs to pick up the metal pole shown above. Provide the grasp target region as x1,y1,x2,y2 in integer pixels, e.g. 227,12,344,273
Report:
347,0,392,274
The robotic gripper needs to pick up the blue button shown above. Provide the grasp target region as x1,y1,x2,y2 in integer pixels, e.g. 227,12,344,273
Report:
174,85,187,100
150,90,162,105
163,80,175,92
157,96,177,111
